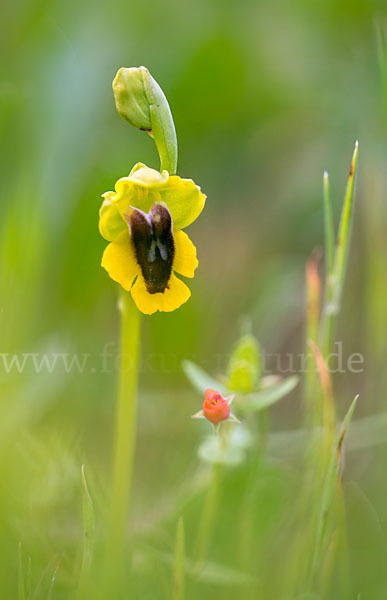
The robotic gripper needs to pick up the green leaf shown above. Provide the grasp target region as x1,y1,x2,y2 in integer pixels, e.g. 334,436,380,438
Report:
182,360,227,395
242,376,299,413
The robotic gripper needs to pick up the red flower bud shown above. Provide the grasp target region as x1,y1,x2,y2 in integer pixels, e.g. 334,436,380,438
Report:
202,389,230,424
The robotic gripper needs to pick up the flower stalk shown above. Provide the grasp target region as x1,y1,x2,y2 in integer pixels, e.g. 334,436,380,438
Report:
105,291,141,575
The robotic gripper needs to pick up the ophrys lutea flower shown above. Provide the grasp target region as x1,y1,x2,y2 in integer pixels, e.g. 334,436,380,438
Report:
100,162,206,314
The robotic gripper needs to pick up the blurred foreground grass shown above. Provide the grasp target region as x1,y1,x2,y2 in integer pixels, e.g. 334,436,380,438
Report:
1,0,387,598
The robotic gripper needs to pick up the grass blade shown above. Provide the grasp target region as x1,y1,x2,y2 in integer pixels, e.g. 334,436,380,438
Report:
81,464,95,571
308,340,335,436
320,142,359,354
309,395,358,587
172,517,185,600
304,254,322,426
18,543,25,600
323,171,334,279
376,22,387,112
76,465,95,598
26,557,32,600
332,141,359,311
47,562,59,600
337,394,359,460
306,254,322,346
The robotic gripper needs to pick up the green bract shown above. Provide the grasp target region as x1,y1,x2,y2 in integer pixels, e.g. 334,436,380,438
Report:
226,334,261,393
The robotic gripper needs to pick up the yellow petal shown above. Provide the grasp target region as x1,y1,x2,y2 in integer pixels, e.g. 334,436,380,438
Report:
99,195,126,241
128,163,169,186
173,230,198,278
162,177,206,230
101,231,139,291
131,273,191,315
113,164,169,215
104,164,206,231
113,181,162,218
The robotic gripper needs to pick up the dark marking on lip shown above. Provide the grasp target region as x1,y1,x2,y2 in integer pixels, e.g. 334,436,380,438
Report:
127,204,174,294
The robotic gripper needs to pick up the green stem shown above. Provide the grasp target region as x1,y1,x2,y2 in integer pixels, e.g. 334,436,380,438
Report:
144,73,178,175
194,463,221,565
105,291,141,584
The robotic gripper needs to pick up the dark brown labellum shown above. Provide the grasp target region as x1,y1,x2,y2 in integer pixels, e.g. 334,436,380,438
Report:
127,203,174,294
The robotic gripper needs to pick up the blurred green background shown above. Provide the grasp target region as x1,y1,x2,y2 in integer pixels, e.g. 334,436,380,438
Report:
1,0,387,597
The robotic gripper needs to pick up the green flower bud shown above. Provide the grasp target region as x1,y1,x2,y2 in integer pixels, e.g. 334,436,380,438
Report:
112,66,178,175
113,67,152,131
226,334,261,394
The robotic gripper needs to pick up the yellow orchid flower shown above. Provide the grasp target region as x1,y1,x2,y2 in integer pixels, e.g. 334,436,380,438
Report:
99,162,206,315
